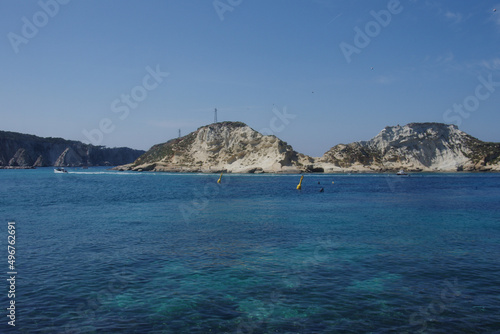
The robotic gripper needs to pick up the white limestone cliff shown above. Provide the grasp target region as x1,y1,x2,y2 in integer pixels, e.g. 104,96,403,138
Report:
120,122,311,173
316,123,500,172
117,122,500,173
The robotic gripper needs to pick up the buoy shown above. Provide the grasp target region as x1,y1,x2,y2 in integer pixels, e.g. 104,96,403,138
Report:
332,181,334,184
217,172,223,184
297,175,304,190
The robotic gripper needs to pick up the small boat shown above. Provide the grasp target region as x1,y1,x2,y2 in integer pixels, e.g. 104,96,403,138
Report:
54,168,68,174
396,169,408,176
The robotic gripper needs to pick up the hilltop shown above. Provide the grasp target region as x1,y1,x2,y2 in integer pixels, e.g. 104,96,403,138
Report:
316,123,500,172
0,130,145,168
116,122,311,173
116,122,500,173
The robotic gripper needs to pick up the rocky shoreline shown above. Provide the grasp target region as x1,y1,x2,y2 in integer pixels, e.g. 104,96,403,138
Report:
0,166,36,169
0,130,144,168
114,122,500,173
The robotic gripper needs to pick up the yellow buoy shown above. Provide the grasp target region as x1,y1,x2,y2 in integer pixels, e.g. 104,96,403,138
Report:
217,172,223,184
297,175,304,190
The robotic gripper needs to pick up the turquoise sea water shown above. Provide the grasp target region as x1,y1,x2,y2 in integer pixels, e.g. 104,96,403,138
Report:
0,168,499,333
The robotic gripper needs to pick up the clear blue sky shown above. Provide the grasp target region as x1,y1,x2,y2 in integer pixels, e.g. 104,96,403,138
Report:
1,0,499,156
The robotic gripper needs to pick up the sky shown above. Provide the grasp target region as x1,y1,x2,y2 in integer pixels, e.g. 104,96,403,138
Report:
1,0,499,156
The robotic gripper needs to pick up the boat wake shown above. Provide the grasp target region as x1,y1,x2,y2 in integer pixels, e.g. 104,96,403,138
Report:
67,171,140,175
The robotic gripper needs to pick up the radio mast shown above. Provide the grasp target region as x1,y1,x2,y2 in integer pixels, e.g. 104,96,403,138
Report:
214,108,218,123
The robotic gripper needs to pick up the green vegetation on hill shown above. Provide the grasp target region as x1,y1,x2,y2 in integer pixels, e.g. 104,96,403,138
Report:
133,131,198,166
0,130,144,167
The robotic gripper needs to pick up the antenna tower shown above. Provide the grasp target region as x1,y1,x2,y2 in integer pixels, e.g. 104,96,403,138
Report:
214,108,218,123
178,129,181,138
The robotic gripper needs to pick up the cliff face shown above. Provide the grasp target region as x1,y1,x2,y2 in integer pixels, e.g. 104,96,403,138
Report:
0,131,145,167
317,123,500,172
118,122,310,173
115,122,500,173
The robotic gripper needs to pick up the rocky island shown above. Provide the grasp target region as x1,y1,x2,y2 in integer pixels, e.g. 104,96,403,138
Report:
0,130,145,168
115,122,311,173
316,122,500,172
115,122,500,173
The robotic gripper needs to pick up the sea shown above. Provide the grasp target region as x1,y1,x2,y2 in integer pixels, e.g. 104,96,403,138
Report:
0,167,499,333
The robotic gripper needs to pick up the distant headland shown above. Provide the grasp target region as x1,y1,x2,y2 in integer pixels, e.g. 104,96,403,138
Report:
0,130,144,168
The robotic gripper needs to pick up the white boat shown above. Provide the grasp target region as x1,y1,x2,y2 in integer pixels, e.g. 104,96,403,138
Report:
54,168,68,174
396,169,408,176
